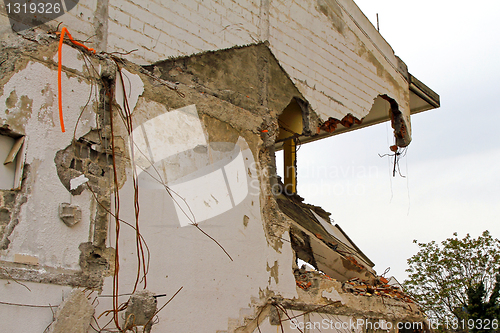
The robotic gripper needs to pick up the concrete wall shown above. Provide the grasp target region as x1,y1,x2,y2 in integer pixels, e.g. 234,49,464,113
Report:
0,43,97,268
90,64,299,332
0,36,301,332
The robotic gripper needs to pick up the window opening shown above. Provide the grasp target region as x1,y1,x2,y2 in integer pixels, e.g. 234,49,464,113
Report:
0,130,26,190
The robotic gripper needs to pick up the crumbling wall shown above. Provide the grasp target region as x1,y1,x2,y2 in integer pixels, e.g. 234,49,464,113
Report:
267,0,412,144
0,32,110,331
0,30,303,332
2,0,412,145
230,269,428,333
0,1,424,331
0,34,103,270
89,50,302,331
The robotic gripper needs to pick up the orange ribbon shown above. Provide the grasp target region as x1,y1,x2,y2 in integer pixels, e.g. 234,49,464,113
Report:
58,27,96,133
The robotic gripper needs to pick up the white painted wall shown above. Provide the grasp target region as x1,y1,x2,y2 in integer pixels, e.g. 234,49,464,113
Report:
14,0,411,126
0,1,418,331
94,145,297,331
89,94,298,331
0,281,73,333
268,0,410,125
0,50,98,270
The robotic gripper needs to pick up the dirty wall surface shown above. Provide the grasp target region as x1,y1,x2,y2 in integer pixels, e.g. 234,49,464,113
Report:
1,0,412,137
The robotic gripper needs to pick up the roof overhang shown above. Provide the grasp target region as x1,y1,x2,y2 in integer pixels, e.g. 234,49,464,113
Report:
409,74,441,114
276,74,440,149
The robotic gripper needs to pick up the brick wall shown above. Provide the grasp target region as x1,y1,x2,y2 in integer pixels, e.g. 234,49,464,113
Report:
267,0,408,121
1,0,408,118
107,0,262,64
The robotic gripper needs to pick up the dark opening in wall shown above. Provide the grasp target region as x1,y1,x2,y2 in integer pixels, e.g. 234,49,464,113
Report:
273,97,307,196
0,128,26,190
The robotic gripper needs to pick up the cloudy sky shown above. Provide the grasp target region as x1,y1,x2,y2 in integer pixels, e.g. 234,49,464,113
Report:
280,0,500,282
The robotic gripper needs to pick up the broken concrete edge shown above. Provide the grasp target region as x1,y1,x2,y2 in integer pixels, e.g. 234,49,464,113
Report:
281,197,376,280
271,298,426,323
0,164,31,250
318,113,364,134
143,42,410,148
124,290,158,332
46,289,95,333
228,267,429,332
0,260,104,289
231,294,428,333
141,42,313,138
381,94,411,147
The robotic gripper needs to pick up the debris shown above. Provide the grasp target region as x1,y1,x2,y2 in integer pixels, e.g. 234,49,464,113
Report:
59,203,82,227
296,281,312,290
345,255,365,270
124,290,158,333
342,276,413,302
319,114,363,133
47,289,94,333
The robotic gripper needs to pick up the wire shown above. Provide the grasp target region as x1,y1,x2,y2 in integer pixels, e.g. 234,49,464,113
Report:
0,266,31,292
0,300,58,308
113,60,148,292
106,77,122,331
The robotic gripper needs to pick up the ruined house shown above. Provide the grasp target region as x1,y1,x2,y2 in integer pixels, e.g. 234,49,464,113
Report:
0,0,440,332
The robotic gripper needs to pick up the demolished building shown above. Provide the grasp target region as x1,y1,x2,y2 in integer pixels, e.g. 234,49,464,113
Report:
0,0,440,332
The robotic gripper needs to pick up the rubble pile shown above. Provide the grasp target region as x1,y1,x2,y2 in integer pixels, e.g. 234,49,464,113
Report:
342,277,413,303
294,268,334,290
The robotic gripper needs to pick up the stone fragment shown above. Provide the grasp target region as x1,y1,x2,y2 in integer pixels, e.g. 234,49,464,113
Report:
48,289,94,333
124,290,158,333
59,203,82,227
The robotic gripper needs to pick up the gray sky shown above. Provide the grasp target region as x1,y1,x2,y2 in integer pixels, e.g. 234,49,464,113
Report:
280,0,500,281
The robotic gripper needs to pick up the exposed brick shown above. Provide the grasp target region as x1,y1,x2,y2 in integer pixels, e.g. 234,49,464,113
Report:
109,7,131,27
2,191,17,208
88,162,103,176
0,208,11,225
129,16,145,33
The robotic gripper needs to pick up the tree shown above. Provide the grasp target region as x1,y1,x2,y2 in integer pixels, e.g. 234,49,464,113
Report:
467,274,500,332
403,231,500,325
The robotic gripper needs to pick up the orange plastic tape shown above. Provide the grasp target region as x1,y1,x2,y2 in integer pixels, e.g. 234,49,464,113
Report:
58,27,96,133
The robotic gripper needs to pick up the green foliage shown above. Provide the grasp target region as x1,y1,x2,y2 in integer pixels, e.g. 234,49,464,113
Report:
403,231,500,324
467,274,500,332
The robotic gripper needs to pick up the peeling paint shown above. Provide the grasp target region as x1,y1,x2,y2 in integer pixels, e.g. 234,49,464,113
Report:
267,260,279,285
5,90,17,109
